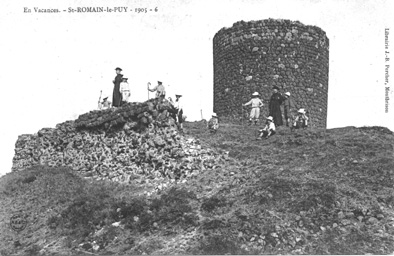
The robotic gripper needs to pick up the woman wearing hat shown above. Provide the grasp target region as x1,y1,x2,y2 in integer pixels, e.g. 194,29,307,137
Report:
112,67,123,107
269,86,284,126
243,92,264,125
120,77,130,105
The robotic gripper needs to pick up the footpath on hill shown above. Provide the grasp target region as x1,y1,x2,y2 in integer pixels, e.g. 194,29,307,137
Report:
1,114,394,254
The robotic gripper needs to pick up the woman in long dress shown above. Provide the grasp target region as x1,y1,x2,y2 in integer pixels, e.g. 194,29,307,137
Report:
112,67,123,107
269,86,284,126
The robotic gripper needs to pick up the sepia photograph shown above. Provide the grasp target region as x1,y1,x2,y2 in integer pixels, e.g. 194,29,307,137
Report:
0,0,393,255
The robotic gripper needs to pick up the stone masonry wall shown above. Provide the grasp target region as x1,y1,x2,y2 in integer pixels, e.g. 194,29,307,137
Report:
213,19,329,128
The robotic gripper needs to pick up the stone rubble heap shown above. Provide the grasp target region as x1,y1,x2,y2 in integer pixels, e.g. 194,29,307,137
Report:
12,99,225,186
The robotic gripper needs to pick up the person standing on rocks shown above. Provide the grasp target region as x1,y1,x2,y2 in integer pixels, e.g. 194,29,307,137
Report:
148,81,166,100
120,77,130,105
243,92,264,126
174,94,184,130
167,97,178,121
112,67,123,107
283,91,298,127
269,86,284,127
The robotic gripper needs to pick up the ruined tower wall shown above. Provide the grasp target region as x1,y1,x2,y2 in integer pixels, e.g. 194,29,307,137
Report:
213,19,329,127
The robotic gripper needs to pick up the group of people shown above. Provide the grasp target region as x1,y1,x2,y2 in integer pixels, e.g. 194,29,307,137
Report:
98,67,310,138
98,67,185,130
146,79,185,130
112,67,132,107
98,67,131,109
241,85,309,139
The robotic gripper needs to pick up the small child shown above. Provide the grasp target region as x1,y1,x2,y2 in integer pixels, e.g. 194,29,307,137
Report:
120,77,130,105
292,108,309,130
259,116,276,139
207,113,219,133
243,92,264,126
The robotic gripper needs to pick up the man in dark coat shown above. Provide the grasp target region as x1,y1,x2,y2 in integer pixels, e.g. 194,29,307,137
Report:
112,67,123,107
269,86,284,126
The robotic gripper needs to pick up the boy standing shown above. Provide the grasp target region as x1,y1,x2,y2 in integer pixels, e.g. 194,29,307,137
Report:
243,92,264,126
120,77,130,105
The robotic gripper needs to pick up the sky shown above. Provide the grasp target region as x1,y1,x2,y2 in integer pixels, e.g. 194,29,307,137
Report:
0,0,393,177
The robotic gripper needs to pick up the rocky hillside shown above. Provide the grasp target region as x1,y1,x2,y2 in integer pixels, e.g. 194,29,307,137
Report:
1,105,394,255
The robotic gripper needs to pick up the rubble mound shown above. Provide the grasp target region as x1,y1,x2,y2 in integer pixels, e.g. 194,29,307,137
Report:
12,99,225,188
74,99,173,130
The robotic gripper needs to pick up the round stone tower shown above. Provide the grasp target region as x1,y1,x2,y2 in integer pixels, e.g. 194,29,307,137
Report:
213,19,329,128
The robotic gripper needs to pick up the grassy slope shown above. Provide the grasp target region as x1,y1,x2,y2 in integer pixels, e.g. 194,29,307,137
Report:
185,122,394,254
0,122,394,255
